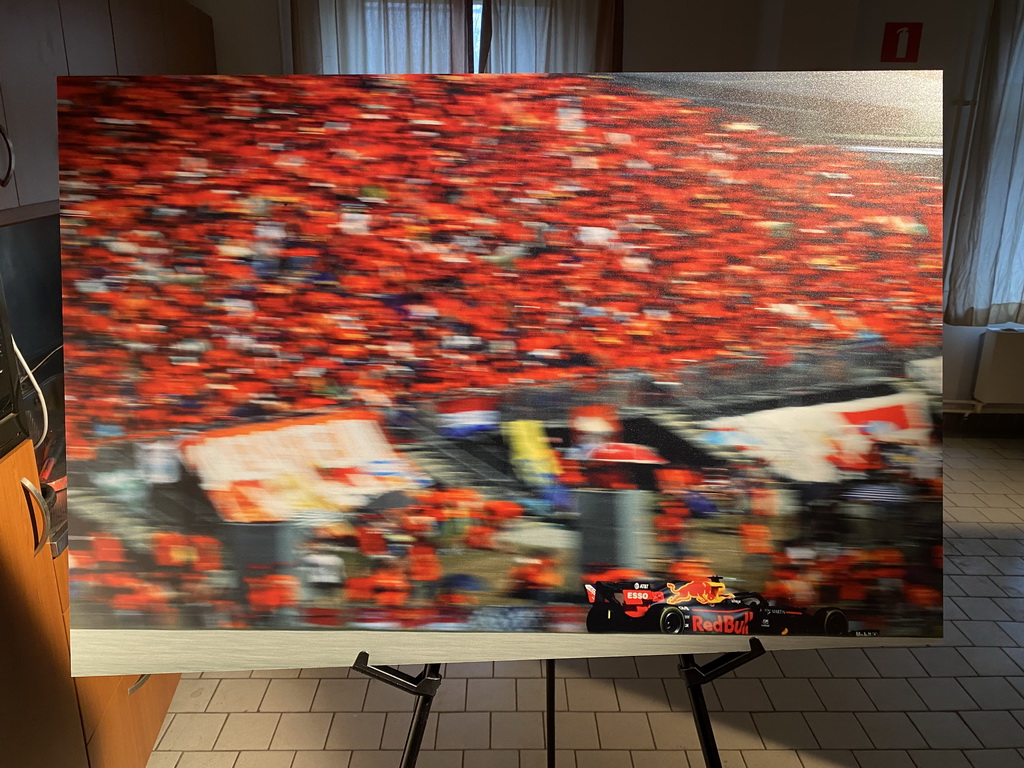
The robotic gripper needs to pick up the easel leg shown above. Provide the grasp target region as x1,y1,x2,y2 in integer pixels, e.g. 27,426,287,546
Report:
352,652,443,768
678,639,766,768
546,659,556,768
401,666,441,768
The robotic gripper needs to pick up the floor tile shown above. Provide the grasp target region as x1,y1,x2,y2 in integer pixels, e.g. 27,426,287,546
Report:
911,647,977,678
818,649,879,678
260,679,318,712
959,711,1024,748
493,660,542,678
207,680,270,713
269,712,333,750
962,748,1024,767
684,749,746,767
627,751,690,767
861,679,927,712
811,679,875,712
565,678,619,711
751,712,818,750
762,679,824,711
743,751,802,768
146,753,182,768
299,667,350,678
556,659,591,678
906,713,983,749
635,655,684,678
462,750,517,768
732,652,785,679
907,750,971,768
864,649,928,678
519,748,576,767
713,679,772,712
909,678,979,712
214,713,280,751
796,750,859,767
959,677,1024,710
251,669,302,679
235,752,296,768
176,754,238,768
804,713,874,750
855,712,927,749
490,712,545,750
516,678,567,712
380,711,437,751
445,662,493,678
551,712,597,749
613,677,671,711
466,678,517,712
310,679,369,712
594,712,655,750
851,750,915,768
348,751,401,768
169,679,219,713
325,713,386,751
648,712,701,750
415,751,462,768
951,597,1012,621
587,656,638,678
159,713,228,751
710,712,764,750
774,649,831,678
433,712,490,751
664,678,722,712
363,680,416,712
433,678,467,712
291,752,352,768
572,751,631,767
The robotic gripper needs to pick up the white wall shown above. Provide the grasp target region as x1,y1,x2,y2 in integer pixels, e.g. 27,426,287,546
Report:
188,0,289,74
944,325,986,401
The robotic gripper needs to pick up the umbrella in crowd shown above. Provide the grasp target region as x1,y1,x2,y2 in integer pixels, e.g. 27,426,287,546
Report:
578,442,668,465
843,484,912,504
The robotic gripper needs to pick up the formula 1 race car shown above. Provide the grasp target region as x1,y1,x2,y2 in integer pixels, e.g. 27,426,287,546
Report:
584,577,855,637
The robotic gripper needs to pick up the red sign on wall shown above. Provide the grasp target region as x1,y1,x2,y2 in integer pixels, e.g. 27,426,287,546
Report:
880,22,923,63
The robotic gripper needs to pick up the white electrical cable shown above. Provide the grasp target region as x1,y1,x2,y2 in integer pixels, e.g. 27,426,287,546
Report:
11,335,48,449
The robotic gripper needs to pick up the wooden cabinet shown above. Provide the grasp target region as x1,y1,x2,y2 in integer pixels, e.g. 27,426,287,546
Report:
0,439,181,767
0,0,215,224
0,440,89,768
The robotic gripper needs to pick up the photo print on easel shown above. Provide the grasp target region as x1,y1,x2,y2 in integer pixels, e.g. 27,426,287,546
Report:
58,72,943,674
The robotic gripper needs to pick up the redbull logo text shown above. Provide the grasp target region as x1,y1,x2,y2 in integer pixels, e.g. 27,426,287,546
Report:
665,580,734,605
691,610,754,635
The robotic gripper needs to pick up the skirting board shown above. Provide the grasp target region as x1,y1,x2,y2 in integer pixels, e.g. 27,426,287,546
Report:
71,629,935,677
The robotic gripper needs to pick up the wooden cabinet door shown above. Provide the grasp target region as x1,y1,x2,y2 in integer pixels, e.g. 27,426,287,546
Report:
0,0,69,206
87,672,181,768
0,440,89,768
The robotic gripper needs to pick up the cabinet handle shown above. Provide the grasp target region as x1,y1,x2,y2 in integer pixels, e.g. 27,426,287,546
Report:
21,478,52,556
0,122,12,187
128,674,151,695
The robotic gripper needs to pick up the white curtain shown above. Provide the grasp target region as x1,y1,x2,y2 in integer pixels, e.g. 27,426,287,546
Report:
480,0,618,73
293,0,473,75
945,0,1024,325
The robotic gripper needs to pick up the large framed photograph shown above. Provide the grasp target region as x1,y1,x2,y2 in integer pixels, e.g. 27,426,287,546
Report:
59,72,943,675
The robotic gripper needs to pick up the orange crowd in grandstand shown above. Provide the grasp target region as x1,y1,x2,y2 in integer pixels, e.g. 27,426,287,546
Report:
59,74,942,453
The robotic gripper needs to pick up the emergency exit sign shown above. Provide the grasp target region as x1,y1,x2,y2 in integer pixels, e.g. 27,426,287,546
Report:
881,22,923,63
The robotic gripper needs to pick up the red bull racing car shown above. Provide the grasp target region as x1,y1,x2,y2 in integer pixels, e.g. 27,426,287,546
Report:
584,577,855,637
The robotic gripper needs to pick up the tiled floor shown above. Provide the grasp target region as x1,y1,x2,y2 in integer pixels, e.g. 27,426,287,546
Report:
149,435,1024,768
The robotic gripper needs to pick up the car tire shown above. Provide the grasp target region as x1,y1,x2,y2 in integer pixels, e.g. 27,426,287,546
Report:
586,607,611,633
652,605,684,635
816,607,848,636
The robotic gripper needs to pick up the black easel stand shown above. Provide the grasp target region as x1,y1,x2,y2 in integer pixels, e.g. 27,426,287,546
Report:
546,659,556,768
678,638,766,768
352,651,443,768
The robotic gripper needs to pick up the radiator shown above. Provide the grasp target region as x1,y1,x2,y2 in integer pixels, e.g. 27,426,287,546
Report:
974,329,1024,404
